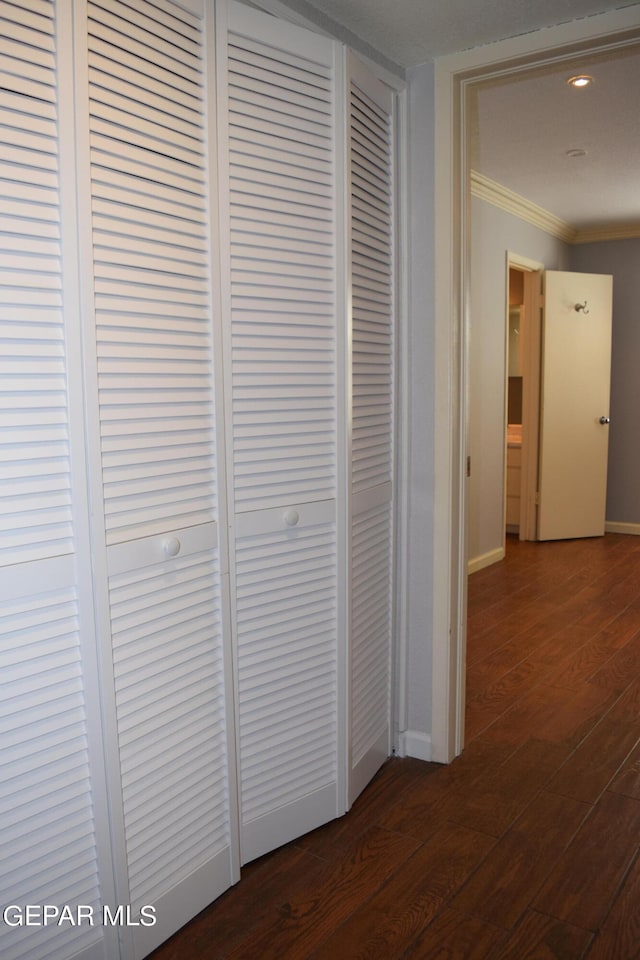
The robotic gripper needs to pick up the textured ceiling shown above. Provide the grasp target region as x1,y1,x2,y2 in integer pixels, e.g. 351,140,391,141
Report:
470,44,640,228
293,0,635,66
292,0,640,228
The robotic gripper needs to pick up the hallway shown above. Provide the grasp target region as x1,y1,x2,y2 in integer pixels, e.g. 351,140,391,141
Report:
150,533,640,959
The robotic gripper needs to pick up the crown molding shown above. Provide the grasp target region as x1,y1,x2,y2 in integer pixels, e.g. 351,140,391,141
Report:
470,171,576,242
470,170,640,245
573,223,640,243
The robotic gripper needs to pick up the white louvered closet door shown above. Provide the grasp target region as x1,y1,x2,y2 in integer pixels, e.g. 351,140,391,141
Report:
77,0,239,956
220,2,343,864
347,55,395,806
0,4,115,960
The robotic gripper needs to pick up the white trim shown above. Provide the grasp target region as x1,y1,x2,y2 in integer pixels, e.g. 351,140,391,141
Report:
336,40,350,817
106,522,219,576
214,0,246,875
503,255,544,545
574,223,640,243
394,83,410,752
432,3,640,765
204,0,242,886
248,0,333,34
471,171,575,242
605,521,640,536
519,266,544,542
501,260,510,558
508,252,545,273
247,0,406,89
471,170,640,244
468,547,505,575
398,730,432,762
431,58,467,765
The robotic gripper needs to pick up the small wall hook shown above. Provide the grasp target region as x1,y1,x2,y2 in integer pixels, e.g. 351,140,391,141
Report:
574,301,589,314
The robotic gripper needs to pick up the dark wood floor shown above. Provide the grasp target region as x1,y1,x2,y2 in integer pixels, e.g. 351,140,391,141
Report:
151,533,640,959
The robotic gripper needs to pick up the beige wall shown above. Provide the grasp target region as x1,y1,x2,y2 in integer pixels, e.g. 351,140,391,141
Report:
468,197,570,566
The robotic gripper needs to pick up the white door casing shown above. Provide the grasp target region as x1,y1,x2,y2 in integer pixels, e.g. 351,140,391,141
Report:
538,270,613,541
430,7,640,762
519,263,544,542
432,5,640,763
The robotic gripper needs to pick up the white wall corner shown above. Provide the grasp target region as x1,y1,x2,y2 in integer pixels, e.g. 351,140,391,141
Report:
397,730,432,762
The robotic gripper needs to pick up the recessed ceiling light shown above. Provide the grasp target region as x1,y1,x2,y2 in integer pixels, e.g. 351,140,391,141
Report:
567,74,593,88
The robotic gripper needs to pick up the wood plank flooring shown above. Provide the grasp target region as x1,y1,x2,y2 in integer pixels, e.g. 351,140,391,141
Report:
150,533,640,959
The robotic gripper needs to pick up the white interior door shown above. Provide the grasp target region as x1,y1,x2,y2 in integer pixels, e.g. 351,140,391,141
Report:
538,270,613,541
77,1,239,955
0,4,116,958
220,2,343,865
347,54,395,806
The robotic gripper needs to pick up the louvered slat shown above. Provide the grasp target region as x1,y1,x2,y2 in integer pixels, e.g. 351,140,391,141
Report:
351,503,392,764
0,0,72,568
87,0,217,544
228,26,336,513
109,550,231,910
0,7,110,959
235,518,337,855
350,82,394,496
0,590,103,960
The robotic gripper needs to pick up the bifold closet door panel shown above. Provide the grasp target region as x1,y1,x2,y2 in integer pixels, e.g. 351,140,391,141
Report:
0,4,115,959
348,55,395,805
79,0,239,954
222,2,342,863
234,500,338,864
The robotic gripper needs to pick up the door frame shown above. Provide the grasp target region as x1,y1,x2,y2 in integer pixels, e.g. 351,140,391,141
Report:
506,254,544,543
431,6,640,763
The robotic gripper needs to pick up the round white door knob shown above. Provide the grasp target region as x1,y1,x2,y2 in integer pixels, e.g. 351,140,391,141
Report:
163,537,181,557
283,509,299,527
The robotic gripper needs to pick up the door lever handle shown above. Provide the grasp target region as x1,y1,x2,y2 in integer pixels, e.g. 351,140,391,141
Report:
599,416,610,424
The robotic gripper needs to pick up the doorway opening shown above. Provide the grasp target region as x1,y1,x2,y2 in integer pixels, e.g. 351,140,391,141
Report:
505,256,543,545
430,7,640,763
506,267,525,534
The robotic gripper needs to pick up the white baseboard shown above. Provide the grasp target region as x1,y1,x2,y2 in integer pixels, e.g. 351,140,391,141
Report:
605,521,640,536
397,730,432,762
468,546,505,575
